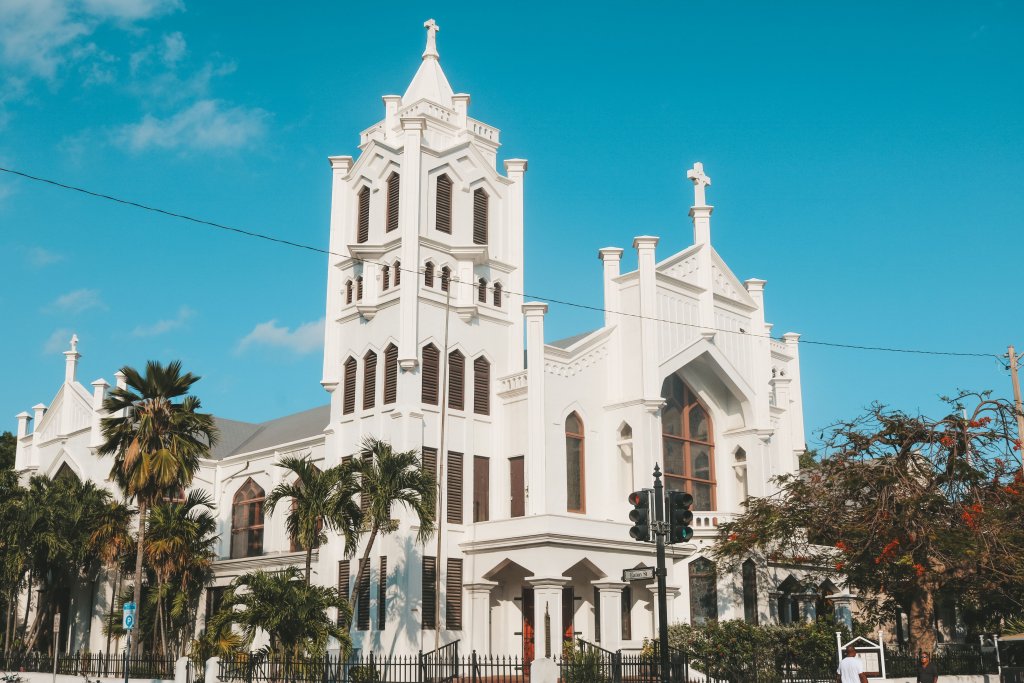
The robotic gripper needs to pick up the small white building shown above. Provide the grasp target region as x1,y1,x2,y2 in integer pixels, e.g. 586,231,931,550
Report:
13,20,817,661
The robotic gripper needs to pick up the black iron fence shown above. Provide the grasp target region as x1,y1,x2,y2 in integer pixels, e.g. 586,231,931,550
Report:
887,645,998,678
0,651,176,680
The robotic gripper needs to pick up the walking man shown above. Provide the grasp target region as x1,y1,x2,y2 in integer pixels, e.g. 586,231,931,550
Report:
917,653,939,683
838,645,868,683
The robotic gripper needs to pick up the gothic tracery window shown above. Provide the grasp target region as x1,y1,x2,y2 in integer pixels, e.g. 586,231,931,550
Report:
688,556,718,625
661,375,716,510
231,478,265,558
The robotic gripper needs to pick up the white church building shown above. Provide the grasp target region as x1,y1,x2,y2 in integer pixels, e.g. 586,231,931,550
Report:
13,20,814,661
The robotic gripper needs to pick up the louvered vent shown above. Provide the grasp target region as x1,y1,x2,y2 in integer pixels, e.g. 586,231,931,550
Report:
493,282,502,307
441,266,450,293
473,356,490,416
357,557,370,630
381,265,389,291
421,556,437,630
345,280,353,305
424,262,434,288
386,173,400,232
343,357,357,415
436,174,452,234
447,451,463,525
394,261,401,286
422,344,439,405
421,447,438,479
473,188,488,245
383,344,398,404
336,560,350,626
478,278,487,303
356,276,363,301
357,187,370,244
446,558,463,630
363,351,377,410
377,556,388,630
448,350,465,410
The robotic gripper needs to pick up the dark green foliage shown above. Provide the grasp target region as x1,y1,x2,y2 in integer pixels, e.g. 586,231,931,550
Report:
0,432,14,470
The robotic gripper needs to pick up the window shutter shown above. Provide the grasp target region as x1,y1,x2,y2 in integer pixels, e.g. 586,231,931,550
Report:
346,280,353,305
493,282,502,307
360,450,372,513
436,174,452,234
363,351,377,410
357,558,370,631
422,447,437,480
422,344,439,405
594,586,602,643
377,556,388,630
357,187,369,243
448,350,465,410
381,265,389,291
441,266,451,293
473,356,490,416
424,262,434,288
473,188,488,245
386,173,400,232
446,558,463,630
478,278,487,303
473,456,490,523
337,560,350,626
422,556,437,630
447,451,463,525
394,260,401,287
510,456,525,518
343,357,357,415
383,344,398,404
356,276,363,301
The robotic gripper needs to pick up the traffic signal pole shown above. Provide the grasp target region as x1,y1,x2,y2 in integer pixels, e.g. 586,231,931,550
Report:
653,465,670,683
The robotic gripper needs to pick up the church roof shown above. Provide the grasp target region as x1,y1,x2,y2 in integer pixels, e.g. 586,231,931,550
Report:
402,19,454,107
209,404,330,460
549,329,601,350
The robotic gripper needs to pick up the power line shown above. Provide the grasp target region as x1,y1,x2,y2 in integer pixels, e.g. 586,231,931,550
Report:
0,165,998,360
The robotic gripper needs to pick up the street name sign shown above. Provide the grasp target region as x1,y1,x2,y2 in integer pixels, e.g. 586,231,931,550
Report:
622,567,655,582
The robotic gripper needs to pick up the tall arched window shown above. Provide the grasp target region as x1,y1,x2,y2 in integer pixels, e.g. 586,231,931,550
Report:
661,375,716,510
342,356,357,415
436,174,452,234
688,557,718,625
448,350,465,410
383,343,398,405
473,356,490,416
385,172,400,232
381,265,390,291
422,344,440,405
356,186,370,244
394,260,401,287
363,350,377,410
441,266,451,293
356,276,364,301
742,559,758,625
345,280,353,305
477,278,487,303
472,188,488,245
424,262,435,288
565,412,585,513
231,478,265,559
493,282,502,307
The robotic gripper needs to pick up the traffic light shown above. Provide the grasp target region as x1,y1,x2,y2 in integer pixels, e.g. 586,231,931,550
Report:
628,490,652,542
667,490,694,544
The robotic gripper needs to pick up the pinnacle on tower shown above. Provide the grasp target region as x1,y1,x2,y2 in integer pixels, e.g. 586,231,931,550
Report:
403,18,454,107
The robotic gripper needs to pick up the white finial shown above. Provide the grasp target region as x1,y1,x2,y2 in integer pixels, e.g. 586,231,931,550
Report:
69,334,79,353
686,162,712,207
423,19,440,60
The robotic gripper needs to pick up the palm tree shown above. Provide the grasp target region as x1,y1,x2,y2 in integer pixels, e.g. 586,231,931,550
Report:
265,455,360,586
99,360,218,655
348,437,436,621
211,567,350,658
89,500,134,655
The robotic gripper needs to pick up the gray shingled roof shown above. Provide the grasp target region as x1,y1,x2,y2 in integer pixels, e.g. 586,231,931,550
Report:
209,404,330,460
548,329,599,350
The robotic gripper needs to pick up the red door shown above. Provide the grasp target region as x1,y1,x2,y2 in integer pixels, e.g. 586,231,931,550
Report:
522,588,535,670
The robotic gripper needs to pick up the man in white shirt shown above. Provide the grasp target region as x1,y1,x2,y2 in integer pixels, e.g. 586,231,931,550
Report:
838,645,869,683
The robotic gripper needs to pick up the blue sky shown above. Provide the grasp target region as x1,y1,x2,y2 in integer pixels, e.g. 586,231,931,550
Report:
1,1,1021,444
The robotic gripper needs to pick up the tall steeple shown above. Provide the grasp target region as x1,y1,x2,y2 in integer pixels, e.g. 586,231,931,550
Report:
402,18,454,107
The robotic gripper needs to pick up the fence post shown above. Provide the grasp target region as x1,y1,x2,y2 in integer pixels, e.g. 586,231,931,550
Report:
613,650,622,683
470,650,477,683
205,656,220,683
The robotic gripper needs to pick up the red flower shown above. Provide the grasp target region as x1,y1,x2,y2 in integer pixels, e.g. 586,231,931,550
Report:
913,563,926,577
835,540,848,551
728,533,739,541
835,562,845,571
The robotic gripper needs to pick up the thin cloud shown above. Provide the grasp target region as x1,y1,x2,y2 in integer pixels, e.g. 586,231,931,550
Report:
43,328,74,354
50,288,105,313
27,247,65,267
132,306,194,337
237,319,325,356
116,99,268,152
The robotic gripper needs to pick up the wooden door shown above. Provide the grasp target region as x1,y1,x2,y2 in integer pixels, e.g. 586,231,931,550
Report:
510,456,525,517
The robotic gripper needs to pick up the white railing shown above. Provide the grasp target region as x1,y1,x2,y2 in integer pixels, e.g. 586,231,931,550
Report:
467,117,500,143
497,370,527,394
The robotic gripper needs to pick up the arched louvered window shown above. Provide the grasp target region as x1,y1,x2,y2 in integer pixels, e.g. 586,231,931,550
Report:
394,261,401,287
477,278,487,304
448,350,465,411
384,343,398,405
363,351,377,410
493,282,502,307
343,356,357,415
565,412,585,513
441,266,451,293
356,186,370,244
472,188,488,245
661,374,716,510
386,172,400,232
381,265,390,292
231,478,265,558
424,262,435,288
345,280,353,305
356,276,364,301
473,356,490,416
422,344,440,405
436,174,453,234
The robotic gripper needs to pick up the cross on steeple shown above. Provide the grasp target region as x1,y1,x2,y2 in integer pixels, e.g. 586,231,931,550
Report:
423,19,440,60
686,162,712,207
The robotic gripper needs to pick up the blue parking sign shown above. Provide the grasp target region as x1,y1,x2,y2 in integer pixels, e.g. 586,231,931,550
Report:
122,602,136,631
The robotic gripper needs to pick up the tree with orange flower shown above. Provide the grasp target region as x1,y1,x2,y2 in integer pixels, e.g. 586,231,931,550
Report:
715,391,1024,653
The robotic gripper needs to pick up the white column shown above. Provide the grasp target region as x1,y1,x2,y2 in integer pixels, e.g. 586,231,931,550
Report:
782,333,806,453
504,159,528,371
399,117,426,370
362,260,380,307
465,581,496,653
771,375,794,474
595,582,626,651
452,94,470,130
744,278,770,430
687,162,715,340
322,155,353,391
382,95,401,138
633,237,659,402
456,260,474,308
599,248,623,404
530,578,564,660
30,403,46,468
89,379,109,449
523,303,548,516
15,411,31,469
645,583,681,632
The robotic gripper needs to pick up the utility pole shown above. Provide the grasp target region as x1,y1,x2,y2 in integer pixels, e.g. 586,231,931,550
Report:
1009,346,1024,451
433,277,453,652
